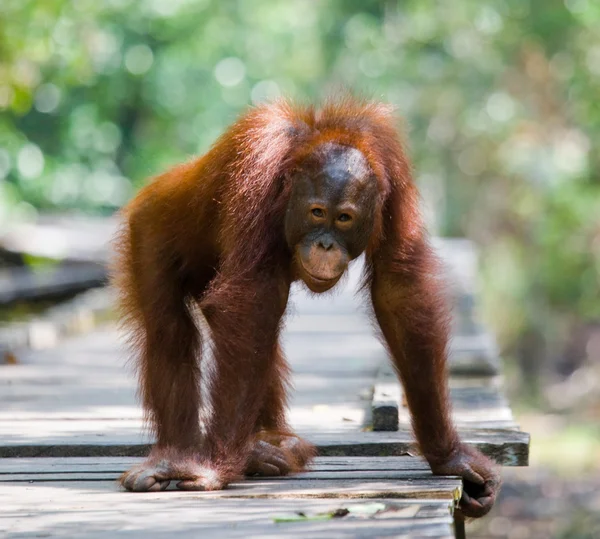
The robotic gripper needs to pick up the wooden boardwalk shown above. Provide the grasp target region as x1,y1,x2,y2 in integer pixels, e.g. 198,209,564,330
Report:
0,240,529,538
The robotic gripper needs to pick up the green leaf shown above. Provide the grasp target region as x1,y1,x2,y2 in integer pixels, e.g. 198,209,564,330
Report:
272,512,333,523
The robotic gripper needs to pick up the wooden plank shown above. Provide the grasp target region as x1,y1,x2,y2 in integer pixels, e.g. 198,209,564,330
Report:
0,323,526,462
449,331,501,375
1,470,453,482
0,215,117,263
0,321,374,430
0,476,461,500
399,383,517,429
0,457,461,537
373,358,518,431
431,238,478,292
0,458,443,482
372,361,400,431
431,238,503,375
1,288,113,357
0,428,530,465
0,487,455,538
0,263,107,305
315,429,529,466
0,456,432,474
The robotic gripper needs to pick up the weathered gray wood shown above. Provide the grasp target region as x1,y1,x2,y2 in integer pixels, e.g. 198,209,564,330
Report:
371,402,398,431
0,459,446,483
431,238,478,294
0,215,117,263
0,233,527,536
1,470,453,482
0,263,106,305
0,454,448,482
0,456,432,473
432,238,502,375
0,453,462,538
372,361,400,431
373,357,519,432
0,324,30,362
0,310,528,465
449,331,501,375
0,476,461,500
0,427,530,465
0,288,114,360
0,487,456,538
314,429,529,466
0,457,460,536
1,316,376,431
398,381,517,430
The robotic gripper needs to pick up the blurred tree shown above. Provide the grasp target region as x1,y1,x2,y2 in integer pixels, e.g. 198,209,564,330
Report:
0,0,598,400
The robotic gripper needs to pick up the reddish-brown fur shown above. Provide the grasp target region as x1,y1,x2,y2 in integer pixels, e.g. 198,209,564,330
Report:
112,97,500,517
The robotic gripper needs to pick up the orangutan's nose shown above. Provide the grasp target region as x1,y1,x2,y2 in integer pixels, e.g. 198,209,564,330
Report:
317,238,334,251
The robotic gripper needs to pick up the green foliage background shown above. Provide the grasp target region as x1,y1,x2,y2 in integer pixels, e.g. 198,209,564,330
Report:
1,0,599,393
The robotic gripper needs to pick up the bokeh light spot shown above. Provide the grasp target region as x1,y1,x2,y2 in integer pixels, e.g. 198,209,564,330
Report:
17,143,45,180
475,6,503,35
34,83,61,113
486,92,516,123
214,57,246,87
251,80,281,104
585,46,600,76
125,45,154,75
359,51,387,78
564,0,589,14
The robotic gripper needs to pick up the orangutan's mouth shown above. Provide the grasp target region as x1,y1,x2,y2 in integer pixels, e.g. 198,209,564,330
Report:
300,266,342,293
306,272,338,284
301,264,341,284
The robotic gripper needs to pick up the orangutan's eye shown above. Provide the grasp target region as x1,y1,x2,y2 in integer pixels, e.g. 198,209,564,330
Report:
338,213,352,222
311,208,325,218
